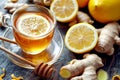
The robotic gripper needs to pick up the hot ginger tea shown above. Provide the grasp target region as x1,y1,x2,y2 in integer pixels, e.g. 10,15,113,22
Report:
13,12,55,54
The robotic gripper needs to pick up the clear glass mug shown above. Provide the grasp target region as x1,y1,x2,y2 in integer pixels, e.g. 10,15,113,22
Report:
3,4,56,55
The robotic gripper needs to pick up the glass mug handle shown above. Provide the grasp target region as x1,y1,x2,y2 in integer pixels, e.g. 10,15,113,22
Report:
2,14,11,27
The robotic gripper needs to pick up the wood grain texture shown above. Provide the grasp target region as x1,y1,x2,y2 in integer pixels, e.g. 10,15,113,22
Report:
0,1,74,80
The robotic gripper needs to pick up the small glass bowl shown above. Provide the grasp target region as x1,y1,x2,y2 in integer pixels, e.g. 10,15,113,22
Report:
2,27,64,69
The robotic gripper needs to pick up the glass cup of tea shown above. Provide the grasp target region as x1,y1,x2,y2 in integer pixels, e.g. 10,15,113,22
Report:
10,4,56,55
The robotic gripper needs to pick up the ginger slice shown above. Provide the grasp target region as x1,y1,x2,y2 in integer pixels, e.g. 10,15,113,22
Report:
97,69,108,80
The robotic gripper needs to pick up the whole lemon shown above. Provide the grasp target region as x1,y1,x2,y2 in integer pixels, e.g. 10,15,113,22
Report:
88,0,120,23
77,0,89,8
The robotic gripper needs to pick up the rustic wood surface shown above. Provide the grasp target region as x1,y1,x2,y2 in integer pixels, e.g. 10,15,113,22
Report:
0,0,120,80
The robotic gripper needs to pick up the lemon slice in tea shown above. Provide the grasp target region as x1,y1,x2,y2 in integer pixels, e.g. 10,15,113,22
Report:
17,13,50,37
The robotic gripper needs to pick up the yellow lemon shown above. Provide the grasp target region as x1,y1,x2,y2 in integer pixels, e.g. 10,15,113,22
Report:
65,23,98,54
88,0,120,23
77,0,89,8
50,0,78,22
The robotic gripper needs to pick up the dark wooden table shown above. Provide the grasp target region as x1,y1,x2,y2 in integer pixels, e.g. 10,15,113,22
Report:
0,0,120,80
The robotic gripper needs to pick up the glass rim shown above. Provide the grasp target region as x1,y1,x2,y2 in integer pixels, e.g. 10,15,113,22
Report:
11,4,56,39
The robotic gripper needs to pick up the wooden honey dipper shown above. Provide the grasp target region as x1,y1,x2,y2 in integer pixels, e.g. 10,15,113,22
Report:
0,36,55,79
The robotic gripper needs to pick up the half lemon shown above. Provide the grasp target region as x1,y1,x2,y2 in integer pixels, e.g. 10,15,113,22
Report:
65,23,98,54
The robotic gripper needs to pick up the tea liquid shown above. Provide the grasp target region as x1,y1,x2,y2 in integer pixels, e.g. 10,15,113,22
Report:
14,12,54,54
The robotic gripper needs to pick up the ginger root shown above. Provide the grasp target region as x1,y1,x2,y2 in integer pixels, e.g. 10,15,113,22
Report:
33,0,53,6
4,3,28,13
59,53,103,80
69,11,94,26
95,22,120,55
77,11,94,24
